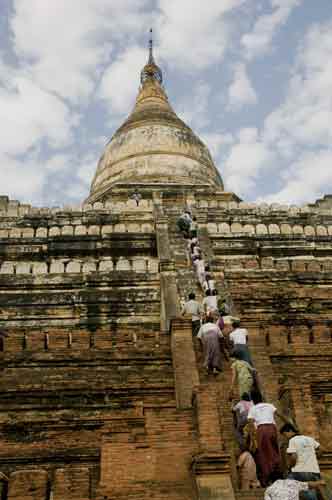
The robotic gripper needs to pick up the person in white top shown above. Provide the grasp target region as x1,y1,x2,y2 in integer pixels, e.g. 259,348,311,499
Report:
280,423,322,500
181,292,203,337
264,478,325,500
193,256,206,288
202,289,218,315
229,317,253,366
247,392,282,487
197,312,223,374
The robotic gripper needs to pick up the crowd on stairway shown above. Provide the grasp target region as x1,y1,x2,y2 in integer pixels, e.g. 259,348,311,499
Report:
177,210,330,500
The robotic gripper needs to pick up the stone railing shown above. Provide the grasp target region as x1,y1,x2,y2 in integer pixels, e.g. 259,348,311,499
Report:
0,221,154,239
0,257,159,275
214,256,332,273
0,196,153,218
262,323,332,349
207,222,332,237
196,199,332,216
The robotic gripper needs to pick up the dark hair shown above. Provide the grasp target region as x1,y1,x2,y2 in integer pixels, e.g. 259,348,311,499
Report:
193,216,197,221
252,391,263,405
205,264,210,271
241,392,251,401
205,289,211,296
280,423,297,435
232,319,241,328
212,289,217,296
188,292,195,300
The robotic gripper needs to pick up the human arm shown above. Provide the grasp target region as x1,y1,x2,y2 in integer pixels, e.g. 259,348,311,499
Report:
286,452,297,468
307,480,325,489
237,452,245,468
312,438,324,457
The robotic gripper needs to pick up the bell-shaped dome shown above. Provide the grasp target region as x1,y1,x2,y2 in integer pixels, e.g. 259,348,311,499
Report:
88,34,223,203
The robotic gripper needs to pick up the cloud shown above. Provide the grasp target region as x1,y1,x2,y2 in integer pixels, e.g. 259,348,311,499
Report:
98,46,147,117
227,63,257,110
0,153,46,202
200,132,234,160
0,68,77,155
177,81,211,130
264,19,332,151
157,0,247,69
0,148,100,206
241,0,301,60
223,127,274,195
225,18,332,203
263,149,332,204
11,0,150,102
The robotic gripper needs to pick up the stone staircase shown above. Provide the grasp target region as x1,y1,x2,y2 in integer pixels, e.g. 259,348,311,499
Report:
166,207,275,499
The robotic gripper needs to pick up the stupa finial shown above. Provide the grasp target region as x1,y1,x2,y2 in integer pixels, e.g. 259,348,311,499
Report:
140,29,163,84
148,28,154,64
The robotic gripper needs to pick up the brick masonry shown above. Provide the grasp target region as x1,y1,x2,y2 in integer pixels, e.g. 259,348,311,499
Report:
0,187,331,499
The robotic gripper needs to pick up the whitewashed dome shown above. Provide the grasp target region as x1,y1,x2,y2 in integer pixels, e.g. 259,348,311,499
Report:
88,38,223,203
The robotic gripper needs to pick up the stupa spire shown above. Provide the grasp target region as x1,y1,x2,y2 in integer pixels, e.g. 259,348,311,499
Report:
148,28,154,64
140,29,163,84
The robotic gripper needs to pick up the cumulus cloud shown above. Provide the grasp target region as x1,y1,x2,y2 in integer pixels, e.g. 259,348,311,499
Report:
177,81,212,130
263,149,332,205
225,18,332,203
241,0,301,60
0,148,100,206
200,132,234,160
0,69,77,155
157,0,247,69
227,63,257,110
264,20,332,150
223,128,274,195
98,46,147,117
11,0,150,102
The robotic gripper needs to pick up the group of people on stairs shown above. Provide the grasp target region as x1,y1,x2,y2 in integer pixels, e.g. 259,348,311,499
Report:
177,210,330,500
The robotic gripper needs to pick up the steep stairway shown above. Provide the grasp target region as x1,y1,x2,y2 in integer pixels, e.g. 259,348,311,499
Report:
166,207,267,498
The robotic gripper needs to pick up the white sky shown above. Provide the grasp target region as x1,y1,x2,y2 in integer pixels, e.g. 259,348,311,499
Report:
0,0,331,206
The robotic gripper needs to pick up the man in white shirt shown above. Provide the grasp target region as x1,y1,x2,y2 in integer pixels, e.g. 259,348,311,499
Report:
229,317,253,365
280,424,322,500
181,292,202,337
264,478,325,500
